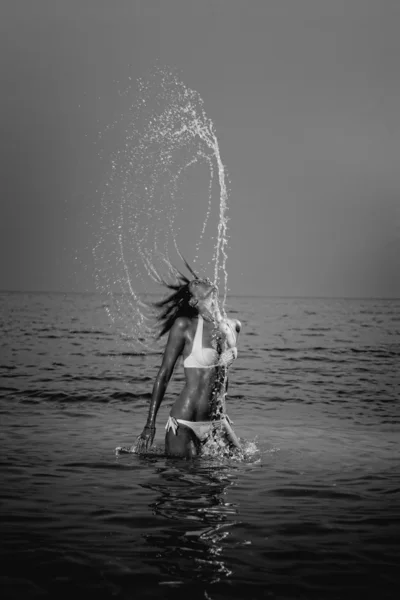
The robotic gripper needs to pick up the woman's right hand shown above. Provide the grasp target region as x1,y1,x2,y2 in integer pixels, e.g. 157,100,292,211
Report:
132,424,156,454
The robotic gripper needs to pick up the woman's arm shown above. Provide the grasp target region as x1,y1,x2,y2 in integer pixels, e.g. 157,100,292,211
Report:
218,318,241,349
134,318,187,453
218,318,241,368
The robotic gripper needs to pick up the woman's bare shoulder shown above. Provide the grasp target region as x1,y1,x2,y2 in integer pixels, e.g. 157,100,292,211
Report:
164,317,192,348
171,316,192,332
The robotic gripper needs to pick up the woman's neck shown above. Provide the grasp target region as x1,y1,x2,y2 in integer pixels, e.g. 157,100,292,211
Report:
198,304,219,323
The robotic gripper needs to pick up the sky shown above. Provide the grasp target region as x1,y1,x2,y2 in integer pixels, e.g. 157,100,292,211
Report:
0,0,399,297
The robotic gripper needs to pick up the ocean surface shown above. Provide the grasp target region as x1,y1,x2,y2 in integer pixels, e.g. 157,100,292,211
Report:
1,291,399,599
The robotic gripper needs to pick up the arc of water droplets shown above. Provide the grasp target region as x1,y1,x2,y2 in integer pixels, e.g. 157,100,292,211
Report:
94,67,231,349
167,112,230,308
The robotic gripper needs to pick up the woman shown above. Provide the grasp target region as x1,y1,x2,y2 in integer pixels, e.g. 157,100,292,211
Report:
132,271,241,458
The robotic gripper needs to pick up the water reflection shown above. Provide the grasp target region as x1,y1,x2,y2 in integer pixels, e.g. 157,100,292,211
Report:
141,460,240,585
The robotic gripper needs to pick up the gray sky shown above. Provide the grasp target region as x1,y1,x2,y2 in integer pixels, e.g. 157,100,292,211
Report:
1,0,399,297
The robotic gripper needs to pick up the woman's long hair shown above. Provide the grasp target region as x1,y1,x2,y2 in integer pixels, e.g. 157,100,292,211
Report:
154,271,198,338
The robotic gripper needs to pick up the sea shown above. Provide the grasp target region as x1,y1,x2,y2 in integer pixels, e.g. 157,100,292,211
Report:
0,291,399,599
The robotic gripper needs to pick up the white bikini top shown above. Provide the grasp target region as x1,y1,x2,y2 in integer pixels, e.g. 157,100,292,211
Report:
183,315,219,369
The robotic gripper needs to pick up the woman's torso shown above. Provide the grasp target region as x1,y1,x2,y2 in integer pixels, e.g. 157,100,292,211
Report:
170,316,224,421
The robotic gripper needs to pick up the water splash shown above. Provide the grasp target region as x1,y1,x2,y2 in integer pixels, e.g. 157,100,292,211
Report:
116,435,260,462
93,67,231,349
201,432,260,462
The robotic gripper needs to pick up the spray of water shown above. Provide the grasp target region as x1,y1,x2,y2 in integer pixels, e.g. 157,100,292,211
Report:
93,67,231,350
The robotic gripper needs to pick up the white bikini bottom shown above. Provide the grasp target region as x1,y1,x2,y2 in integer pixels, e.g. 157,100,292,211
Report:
165,415,240,448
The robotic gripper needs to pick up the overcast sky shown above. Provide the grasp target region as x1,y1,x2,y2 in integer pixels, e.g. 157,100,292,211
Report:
1,0,399,297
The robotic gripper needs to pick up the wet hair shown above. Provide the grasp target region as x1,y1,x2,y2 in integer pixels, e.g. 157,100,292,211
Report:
154,272,198,338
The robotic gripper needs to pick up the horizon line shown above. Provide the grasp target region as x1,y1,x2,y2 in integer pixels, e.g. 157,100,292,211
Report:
0,289,399,301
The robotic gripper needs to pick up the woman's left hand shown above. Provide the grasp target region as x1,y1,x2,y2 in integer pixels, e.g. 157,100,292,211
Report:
219,347,238,368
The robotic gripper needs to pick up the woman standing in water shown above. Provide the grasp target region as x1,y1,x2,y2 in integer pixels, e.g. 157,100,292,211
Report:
133,270,241,458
